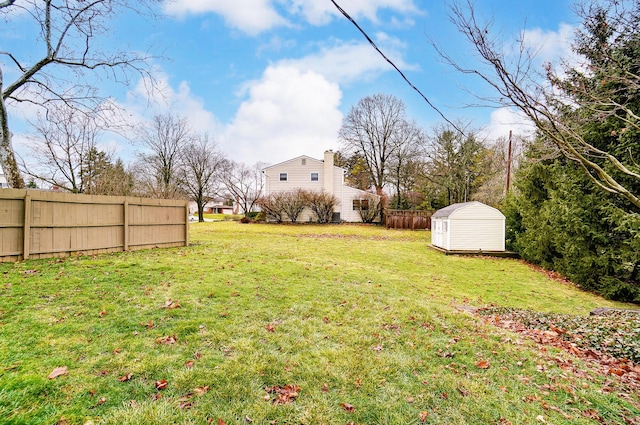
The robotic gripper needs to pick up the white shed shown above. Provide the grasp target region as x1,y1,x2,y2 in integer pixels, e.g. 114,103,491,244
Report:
431,201,505,252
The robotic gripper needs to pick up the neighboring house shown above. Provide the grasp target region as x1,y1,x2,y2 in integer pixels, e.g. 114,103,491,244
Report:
188,199,235,215
431,201,505,252
0,168,7,188
262,150,379,223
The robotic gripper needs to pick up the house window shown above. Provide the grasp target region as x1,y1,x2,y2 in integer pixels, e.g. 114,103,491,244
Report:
310,172,319,181
279,173,288,181
353,199,369,210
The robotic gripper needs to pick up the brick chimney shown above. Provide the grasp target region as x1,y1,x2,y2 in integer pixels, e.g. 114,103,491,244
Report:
323,150,334,194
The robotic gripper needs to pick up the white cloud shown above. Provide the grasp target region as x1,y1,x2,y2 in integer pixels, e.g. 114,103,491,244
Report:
221,65,343,165
163,0,289,35
279,34,415,85
482,107,535,142
523,23,577,67
124,68,222,136
288,0,421,26
163,0,421,34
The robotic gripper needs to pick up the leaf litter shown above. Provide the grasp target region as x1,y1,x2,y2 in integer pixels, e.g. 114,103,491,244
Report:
477,307,640,392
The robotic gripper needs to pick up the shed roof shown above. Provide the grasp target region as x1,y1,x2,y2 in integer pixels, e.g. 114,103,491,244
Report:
432,201,503,219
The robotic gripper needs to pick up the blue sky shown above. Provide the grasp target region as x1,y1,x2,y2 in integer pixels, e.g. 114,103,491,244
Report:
3,0,578,167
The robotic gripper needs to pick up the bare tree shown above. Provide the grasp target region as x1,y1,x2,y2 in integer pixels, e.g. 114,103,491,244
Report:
136,114,192,199
179,134,226,222
0,0,159,188
438,0,640,209
221,161,265,217
339,93,415,196
23,106,101,192
388,121,425,209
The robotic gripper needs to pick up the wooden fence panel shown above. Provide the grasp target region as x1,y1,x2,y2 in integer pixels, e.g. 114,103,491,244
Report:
0,189,189,262
384,210,433,230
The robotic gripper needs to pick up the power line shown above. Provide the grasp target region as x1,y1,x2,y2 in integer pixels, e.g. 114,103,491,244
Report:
329,0,463,134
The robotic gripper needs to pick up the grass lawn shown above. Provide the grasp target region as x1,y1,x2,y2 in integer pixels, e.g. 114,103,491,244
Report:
0,222,638,424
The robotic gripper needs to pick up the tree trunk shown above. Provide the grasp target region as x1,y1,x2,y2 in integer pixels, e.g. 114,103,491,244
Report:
0,68,25,189
197,199,205,223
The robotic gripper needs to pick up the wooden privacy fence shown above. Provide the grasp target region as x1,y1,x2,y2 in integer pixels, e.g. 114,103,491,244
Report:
0,189,189,262
384,209,433,230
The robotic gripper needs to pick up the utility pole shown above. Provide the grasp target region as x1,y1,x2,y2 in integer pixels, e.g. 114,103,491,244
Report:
505,130,513,194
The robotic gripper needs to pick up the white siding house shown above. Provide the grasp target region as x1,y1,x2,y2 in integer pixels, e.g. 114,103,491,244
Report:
431,201,505,252
0,167,7,188
262,150,378,223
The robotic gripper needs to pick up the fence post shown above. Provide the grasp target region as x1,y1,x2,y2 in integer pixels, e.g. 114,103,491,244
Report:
185,202,190,247
123,199,129,252
23,193,32,260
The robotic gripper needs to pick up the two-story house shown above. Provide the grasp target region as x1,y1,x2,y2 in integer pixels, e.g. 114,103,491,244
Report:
262,150,379,222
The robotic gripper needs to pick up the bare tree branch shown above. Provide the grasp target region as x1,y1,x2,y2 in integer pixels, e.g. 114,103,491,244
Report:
438,0,640,209
0,0,161,188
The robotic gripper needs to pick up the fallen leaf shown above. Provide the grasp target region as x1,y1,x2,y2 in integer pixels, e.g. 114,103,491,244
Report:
118,373,133,382
265,384,300,404
48,366,68,379
163,300,181,309
156,335,177,345
194,351,203,359
155,379,168,390
185,360,195,369
193,386,210,396
458,387,471,397
178,401,192,409
245,416,253,423
218,419,227,425
582,409,602,420
475,360,490,369
406,396,415,403
265,324,276,332
419,411,430,423
321,383,329,393
97,397,106,405
99,309,107,317
141,320,154,329
340,402,355,412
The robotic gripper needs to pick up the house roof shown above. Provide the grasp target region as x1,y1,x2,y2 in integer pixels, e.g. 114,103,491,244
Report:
262,155,326,171
432,201,499,219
